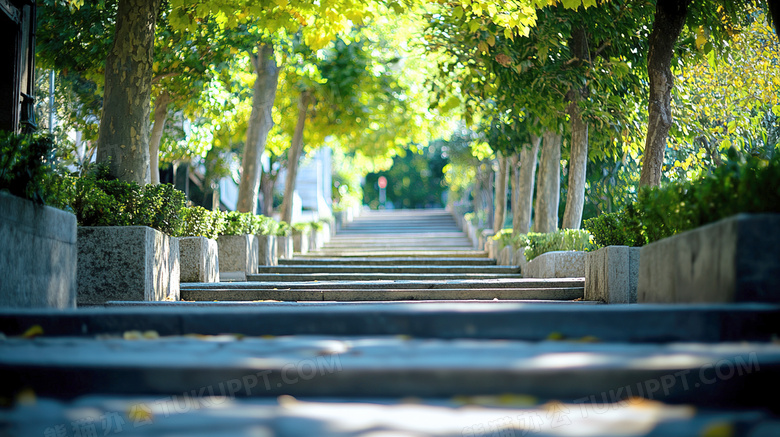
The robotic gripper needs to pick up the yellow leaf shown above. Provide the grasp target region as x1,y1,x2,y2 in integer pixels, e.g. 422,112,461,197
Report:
487,35,496,46
22,325,43,339
700,422,733,437
546,332,564,341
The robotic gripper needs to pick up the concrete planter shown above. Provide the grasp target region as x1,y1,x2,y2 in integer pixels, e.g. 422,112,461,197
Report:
479,230,495,251
0,192,77,308
178,237,219,283
78,226,179,305
465,221,478,249
277,235,294,259
309,228,324,251
497,246,513,266
523,251,586,279
321,221,333,242
293,231,310,254
334,211,345,232
514,248,528,272
585,246,640,304
257,234,278,266
638,214,780,303
217,234,258,281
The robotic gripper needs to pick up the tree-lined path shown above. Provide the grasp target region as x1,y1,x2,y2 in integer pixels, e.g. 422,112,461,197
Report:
3,209,780,435
181,209,584,301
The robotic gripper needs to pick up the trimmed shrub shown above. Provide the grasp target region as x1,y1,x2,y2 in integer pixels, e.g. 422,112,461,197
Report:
524,229,594,262
0,132,58,205
178,206,225,240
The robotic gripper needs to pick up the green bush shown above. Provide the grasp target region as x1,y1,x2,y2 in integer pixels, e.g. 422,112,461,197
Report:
55,169,186,236
309,220,324,231
178,206,225,240
584,150,780,248
276,221,292,237
221,211,253,235
524,229,594,262
292,222,311,235
583,207,644,248
0,132,58,204
258,215,280,236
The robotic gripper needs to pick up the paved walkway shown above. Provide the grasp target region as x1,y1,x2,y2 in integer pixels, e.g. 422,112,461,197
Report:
1,209,779,436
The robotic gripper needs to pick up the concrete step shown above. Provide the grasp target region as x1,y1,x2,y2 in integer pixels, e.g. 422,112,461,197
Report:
279,257,497,266
301,250,486,257
246,273,522,282
3,303,778,342
180,287,584,301
257,265,519,274
183,278,583,290
1,335,777,408
7,395,776,437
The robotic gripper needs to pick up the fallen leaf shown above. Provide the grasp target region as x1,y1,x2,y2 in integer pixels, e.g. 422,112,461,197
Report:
22,325,44,339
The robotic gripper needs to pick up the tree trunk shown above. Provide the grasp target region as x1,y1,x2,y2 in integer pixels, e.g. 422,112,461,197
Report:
639,0,689,187
533,130,561,234
260,170,277,216
96,0,162,185
493,152,509,233
510,154,520,226
148,91,170,185
513,134,540,235
562,99,588,229
280,90,314,223
237,43,281,213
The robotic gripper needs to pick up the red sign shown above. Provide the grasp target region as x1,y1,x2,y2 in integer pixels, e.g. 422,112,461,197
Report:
377,176,387,189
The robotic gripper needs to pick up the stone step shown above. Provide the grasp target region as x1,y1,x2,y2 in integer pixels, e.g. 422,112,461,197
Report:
279,257,497,266
3,304,777,342
8,395,776,437
246,273,522,282
257,265,519,274
180,287,584,301
1,335,776,408
183,278,583,290
302,250,486,257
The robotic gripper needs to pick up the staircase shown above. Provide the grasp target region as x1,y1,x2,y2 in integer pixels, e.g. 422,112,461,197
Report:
1,208,779,436
181,208,586,302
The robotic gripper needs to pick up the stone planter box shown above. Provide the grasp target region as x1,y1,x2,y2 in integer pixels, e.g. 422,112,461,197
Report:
321,221,333,242
178,237,219,283
497,246,513,265
217,234,258,281
308,228,324,251
465,221,478,249
0,192,77,308
585,246,640,304
334,211,345,232
277,235,294,259
638,214,780,303
479,230,495,251
523,251,586,278
257,234,277,266
78,226,179,305
293,231,310,254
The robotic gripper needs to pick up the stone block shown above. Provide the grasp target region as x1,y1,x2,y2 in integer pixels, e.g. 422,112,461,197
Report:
479,230,494,251
294,232,309,254
178,237,218,283
277,236,294,259
638,214,780,303
308,229,323,251
585,246,640,304
217,235,258,280
321,222,332,242
0,192,77,308
497,246,514,266
78,226,179,305
523,251,586,278
514,249,528,272
257,234,277,266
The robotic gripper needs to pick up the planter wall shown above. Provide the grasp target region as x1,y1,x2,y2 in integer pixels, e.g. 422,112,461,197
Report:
0,192,77,308
277,235,294,260
78,226,179,305
257,234,278,266
293,232,309,254
585,246,640,304
479,230,495,251
178,237,219,283
523,251,586,278
217,234,258,281
497,246,513,266
638,214,780,303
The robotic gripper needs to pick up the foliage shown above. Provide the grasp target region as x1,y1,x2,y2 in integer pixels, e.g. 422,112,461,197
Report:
0,132,58,204
276,221,292,237
523,229,594,262
582,208,644,248
292,222,311,235
53,168,187,235
220,211,279,236
178,206,226,240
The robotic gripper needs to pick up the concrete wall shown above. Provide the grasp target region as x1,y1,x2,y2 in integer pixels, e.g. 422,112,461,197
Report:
78,226,180,304
0,192,77,308
257,234,277,266
523,251,586,278
638,214,780,303
585,246,640,304
217,234,259,281
178,237,219,283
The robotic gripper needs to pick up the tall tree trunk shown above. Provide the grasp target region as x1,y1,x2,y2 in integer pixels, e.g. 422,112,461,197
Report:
562,99,588,229
280,90,314,223
237,43,281,213
493,152,509,233
562,27,589,229
96,0,162,185
513,134,540,235
148,91,170,185
533,130,561,233
260,170,277,216
510,154,520,227
639,0,689,187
